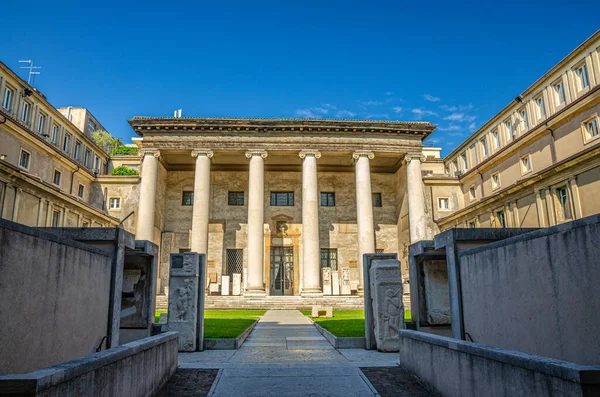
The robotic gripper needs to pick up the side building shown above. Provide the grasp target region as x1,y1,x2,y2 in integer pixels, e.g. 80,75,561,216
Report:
0,61,119,228
429,30,600,230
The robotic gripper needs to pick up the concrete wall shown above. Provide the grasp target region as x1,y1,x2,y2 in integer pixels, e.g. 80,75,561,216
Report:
459,215,600,365
399,330,600,397
0,220,113,374
0,332,178,397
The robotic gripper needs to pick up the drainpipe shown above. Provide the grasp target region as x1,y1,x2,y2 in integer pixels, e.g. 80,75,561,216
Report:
70,166,80,195
546,123,558,164
477,168,485,197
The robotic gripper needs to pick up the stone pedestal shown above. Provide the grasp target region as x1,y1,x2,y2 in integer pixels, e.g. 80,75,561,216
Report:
369,258,403,352
322,268,332,295
221,275,230,296
232,273,242,296
363,253,398,350
341,268,351,295
167,252,205,352
331,271,340,295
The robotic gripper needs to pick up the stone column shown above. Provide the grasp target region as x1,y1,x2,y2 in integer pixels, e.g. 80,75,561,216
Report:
190,149,213,254
353,150,376,295
300,150,322,296
405,154,427,242
135,150,160,241
245,150,268,295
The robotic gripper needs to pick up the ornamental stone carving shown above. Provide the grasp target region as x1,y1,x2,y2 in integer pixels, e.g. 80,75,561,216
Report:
299,150,322,160
403,154,426,164
245,150,268,159
191,149,214,158
352,150,375,160
140,149,161,158
369,258,403,352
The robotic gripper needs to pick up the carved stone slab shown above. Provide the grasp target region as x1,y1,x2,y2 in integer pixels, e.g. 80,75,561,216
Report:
232,273,242,296
322,268,332,295
221,275,230,296
331,271,340,296
363,253,398,350
341,268,351,295
167,253,205,352
369,258,403,352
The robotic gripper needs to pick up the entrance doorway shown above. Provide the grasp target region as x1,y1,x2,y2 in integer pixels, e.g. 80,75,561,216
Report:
270,246,294,296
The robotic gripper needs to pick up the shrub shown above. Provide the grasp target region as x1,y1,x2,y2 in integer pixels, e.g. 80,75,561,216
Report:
110,165,139,176
111,146,138,155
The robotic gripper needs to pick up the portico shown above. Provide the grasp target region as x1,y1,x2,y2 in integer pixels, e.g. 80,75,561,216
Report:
128,118,435,300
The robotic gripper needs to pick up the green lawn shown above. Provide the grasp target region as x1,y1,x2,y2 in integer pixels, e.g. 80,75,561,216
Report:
300,309,412,338
155,309,266,339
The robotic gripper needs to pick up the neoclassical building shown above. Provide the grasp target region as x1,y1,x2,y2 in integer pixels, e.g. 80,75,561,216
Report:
100,118,438,298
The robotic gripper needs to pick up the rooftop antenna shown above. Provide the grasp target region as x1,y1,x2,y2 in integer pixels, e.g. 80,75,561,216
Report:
19,60,41,86
173,109,182,118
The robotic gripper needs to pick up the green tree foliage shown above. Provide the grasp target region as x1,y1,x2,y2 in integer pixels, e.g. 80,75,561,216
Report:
91,130,120,153
110,165,139,176
111,146,139,155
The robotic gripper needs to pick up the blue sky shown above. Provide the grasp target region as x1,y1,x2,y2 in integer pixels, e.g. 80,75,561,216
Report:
1,1,598,155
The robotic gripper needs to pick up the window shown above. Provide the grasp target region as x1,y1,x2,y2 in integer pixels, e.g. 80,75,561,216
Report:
469,186,476,201
438,197,450,211
492,172,501,190
51,210,61,227
460,153,468,170
557,186,572,220
583,118,599,142
109,197,121,210
94,156,101,172
518,109,529,132
505,120,514,141
2,86,14,110
181,191,194,206
19,149,30,169
492,130,500,149
37,113,47,134
74,141,82,161
84,149,91,167
53,170,61,186
468,221,477,229
21,101,31,123
496,210,506,228
372,193,382,207
452,160,459,175
521,154,532,174
63,134,71,153
375,248,385,254
554,81,566,106
82,221,89,228
320,248,338,270
480,138,489,158
320,192,335,206
88,119,97,132
226,249,244,276
228,191,244,206
270,192,294,206
77,184,84,198
51,125,59,145
535,96,546,121
576,64,590,90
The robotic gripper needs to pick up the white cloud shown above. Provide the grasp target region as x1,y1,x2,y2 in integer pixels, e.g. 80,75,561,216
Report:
361,100,384,106
411,108,438,119
423,94,441,102
384,91,393,96
441,105,457,111
336,110,356,118
438,124,461,131
295,105,334,118
364,113,390,120
448,131,468,137
392,106,403,113
443,113,477,122
468,122,477,131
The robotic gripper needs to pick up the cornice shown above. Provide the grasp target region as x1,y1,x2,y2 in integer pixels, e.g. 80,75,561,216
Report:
95,175,141,184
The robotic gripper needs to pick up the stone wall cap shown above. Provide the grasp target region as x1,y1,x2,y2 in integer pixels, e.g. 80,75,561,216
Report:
400,329,600,384
433,227,539,250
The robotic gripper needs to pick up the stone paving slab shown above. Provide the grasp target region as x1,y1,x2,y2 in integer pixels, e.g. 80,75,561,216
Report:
360,366,434,397
155,368,219,397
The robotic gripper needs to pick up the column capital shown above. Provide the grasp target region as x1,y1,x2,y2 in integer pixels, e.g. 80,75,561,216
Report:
245,150,268,159
140,149,161,158
299,150,321,160
352,150,374,160
191,149,214,159
403,153,426,164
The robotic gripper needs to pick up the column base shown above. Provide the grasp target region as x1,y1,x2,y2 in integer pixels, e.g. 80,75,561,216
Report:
356,287,364,297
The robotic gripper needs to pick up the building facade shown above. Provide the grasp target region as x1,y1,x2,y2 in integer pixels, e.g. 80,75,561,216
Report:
58,106,107,138
427,30,600,231
0,61,118,228
99,118,438,298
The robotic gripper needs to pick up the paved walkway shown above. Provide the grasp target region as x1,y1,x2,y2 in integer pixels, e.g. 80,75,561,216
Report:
178,309,398,396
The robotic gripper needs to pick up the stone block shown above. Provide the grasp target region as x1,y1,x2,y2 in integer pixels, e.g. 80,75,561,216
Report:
341,267,351,295
232,273,242,296
369,258,403,352
331,271,340,295
167,253,205,352
322,268,332,295
159,313,168,324
221,275,230,296
311,305,333,318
